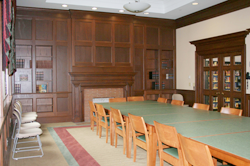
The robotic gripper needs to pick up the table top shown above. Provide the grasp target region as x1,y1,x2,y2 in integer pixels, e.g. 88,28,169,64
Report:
99,101,250,160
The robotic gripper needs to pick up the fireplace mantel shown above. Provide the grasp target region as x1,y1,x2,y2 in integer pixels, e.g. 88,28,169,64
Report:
69,71,136,122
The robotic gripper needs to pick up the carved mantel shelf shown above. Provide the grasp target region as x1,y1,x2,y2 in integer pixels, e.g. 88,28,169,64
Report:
69,72,137,87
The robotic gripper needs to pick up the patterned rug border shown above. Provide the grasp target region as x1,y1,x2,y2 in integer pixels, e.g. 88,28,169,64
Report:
48,125,100,166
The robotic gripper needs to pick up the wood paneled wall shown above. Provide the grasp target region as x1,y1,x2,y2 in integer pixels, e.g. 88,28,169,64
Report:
15,7,177,122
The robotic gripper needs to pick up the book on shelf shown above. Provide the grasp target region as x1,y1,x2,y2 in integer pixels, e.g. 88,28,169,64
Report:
36,71,44,81
14,84,21,93
19,74,28,81
36,84,48,93
16,59,25,68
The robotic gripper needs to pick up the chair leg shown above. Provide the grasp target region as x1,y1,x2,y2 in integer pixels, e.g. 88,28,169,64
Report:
90,118,94,131
99,125,102,138
133,143,137,162
106,127,108,143
115,133,118,148
12,120,17,139
96,120,99,135
123,136,126,155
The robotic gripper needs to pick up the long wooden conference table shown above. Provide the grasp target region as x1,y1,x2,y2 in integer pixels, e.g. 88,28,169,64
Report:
99,101,250,166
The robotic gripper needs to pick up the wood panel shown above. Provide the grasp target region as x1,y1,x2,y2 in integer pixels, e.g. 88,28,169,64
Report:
134,48,144,90
95,46,112,63
115,47,130,62
115,24,130,42
15,18,32,39
95,22,112,42
134,25,144,44
57,46,68,91
57,97,68,112
56,21,68,41
160,28,174,46
75,46,92,63
75,21,92,41
146,26,158,45
35,19,53,40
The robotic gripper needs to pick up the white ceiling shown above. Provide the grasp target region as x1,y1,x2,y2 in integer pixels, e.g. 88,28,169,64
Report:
17,0,227,19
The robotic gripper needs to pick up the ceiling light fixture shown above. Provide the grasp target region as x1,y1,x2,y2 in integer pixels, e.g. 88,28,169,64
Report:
123,0,151,13
119,9,124,13
192,2,198,5
92,7,97,10
62,4,68,7
144,12,149,15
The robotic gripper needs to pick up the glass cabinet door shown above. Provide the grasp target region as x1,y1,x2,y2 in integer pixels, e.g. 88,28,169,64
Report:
234,98,241,109
234,70,241,92
223,70,230,91
204,71,210,89
212,96,218,111
223,97,230,108
212,71,218,90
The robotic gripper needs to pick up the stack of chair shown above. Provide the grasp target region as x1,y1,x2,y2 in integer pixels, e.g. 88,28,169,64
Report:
12,101,43,160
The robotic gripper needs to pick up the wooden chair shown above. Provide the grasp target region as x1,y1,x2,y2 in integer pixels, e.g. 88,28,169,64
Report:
127,96,144,101
178,133,216,166
220,107,242,116
95,104,110,143
154,121,183,166
157,97,168,103
128,113,149,162
193,103,210,111
89,101,99,135
171,100,184,106
110,107,126,154
109,98,126,103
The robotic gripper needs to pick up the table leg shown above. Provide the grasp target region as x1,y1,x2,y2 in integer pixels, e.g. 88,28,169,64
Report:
147,125,157,166
125,116,132,158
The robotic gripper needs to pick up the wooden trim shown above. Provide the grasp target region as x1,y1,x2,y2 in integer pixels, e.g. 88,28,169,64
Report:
176,0,250,28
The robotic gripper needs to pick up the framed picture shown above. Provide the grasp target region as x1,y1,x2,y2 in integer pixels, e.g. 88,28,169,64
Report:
20,74,28,81
36,84,48,93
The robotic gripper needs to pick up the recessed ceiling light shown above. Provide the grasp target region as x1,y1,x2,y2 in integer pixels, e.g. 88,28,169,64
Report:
144,12,149,15
192,2,198,5
119,9,124,13
92,7,97,10
62,4,68,7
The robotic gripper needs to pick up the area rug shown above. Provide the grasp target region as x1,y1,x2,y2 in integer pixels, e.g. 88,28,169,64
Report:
49,125,162,166
48,126,100,166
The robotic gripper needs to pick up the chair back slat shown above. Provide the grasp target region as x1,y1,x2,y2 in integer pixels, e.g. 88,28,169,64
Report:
95,104,106,117
220,107,242,116
178,134,214,166
110,107,123,124
193,103,210,111
157,97,168,103
127,96,144,101
89,101,97,114
171,100,184,106
154,121,179,148
13,111,21,130
128,113,147,134
109,98,126,102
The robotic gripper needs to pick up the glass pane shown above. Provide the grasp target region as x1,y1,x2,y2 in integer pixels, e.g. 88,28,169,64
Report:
204,95,209,105
204,71,210,89
223,97,230,108
213,96,218,111
224,70,230,91
212,71,218,90
234,55,241,65
224,56,230,66
234,70,241,92
204,58,209,67
234,98,241,109
212,58,218,66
